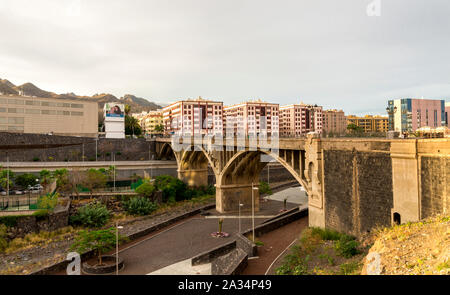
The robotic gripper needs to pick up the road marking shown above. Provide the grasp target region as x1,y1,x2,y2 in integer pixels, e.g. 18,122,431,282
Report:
264,238,298,275
204,215,277,219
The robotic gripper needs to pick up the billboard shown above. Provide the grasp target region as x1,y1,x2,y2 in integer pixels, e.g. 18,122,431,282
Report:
104,103,125,118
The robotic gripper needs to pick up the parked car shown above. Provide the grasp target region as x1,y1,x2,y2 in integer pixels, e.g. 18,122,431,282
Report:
14,190,24,195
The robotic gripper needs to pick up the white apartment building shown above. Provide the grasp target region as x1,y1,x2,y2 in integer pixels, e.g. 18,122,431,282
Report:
279,103,323,137
223,100,279,137
162,97,223,136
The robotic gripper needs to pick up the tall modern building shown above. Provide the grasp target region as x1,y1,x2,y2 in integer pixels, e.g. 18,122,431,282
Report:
322,109,347,135
279,103,323,137
445,102,450,127
0,95,98,137
387,98,446,133
223,100,279,137
162,97,223,136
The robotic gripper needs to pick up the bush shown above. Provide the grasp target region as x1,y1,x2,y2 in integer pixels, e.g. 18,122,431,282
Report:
311,227,342,241
334,235,359,258
0,224,8,252
135,182,156,198
33,209,49,221
32,157,40,162
122,197,158,216
70,202,111,228
0,215,23,227
259,181,272,195
37,193,59,210
154,175,189,202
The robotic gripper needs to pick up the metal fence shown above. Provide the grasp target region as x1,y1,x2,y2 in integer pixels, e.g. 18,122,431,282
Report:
0,195,39,211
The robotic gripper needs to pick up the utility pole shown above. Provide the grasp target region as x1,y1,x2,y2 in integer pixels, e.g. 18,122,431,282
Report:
95,138,98,162
6,152,9,198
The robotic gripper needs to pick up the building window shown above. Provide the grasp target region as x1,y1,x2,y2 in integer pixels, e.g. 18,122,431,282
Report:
8,117,24,124
8,126,24,131
8,108,24,113
26,109,41,114
71,111,83,116
71,103,83,108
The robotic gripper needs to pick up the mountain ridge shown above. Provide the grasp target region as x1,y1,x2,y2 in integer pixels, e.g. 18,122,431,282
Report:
0,78,162,113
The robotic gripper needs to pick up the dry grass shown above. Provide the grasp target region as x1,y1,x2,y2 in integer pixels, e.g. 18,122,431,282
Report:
362,215,450,275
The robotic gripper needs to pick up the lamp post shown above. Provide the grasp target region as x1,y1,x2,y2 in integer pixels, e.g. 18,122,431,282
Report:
251,183,259,242
386,106,398,131
113,152,116,192
238,202,244,233
95,138,98,162
116,222,123,275
6,152,9,198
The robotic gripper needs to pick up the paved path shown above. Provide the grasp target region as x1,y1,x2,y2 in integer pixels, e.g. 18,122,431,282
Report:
104,199,300,275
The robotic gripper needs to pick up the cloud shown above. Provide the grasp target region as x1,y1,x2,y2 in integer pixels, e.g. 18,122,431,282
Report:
1,0,449,114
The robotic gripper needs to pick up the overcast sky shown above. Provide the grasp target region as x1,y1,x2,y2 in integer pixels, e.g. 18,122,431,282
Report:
1,0,449,115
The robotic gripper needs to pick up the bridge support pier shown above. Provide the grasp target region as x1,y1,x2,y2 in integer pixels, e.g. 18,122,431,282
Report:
178,168,208,187
215,183,260,213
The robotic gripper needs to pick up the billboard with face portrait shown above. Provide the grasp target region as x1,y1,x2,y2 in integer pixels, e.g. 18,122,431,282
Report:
104,103,125,118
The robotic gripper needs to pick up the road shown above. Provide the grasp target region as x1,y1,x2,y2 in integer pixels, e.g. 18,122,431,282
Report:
0,160,177,172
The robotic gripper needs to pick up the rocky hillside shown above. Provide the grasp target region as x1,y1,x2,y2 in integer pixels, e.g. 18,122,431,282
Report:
0,78,162,113
362,215,450,275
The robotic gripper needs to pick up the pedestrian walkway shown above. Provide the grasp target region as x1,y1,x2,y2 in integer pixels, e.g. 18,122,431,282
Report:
147,258,211,275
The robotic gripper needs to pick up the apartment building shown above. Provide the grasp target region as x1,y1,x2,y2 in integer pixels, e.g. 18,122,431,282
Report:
279,103,323,137
134,110,164,135
387,98,446,133
322,109,347,135
223,100,279,137
0,95,98,137
162,97,223,136
347,115,389,133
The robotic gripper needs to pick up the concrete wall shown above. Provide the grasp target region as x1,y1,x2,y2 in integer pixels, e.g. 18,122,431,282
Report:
321,138,448,236
0,133,153,162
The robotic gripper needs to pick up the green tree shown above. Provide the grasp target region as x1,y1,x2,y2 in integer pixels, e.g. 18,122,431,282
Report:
347,123,363,134
125,115,142,136
15,173,37,189
39,169,53,192
154,124,164,133
82,169,107,196
70,228,127,266
0,167,15,190
52,169,69,191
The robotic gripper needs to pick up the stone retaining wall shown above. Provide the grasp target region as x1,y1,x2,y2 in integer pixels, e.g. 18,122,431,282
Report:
0,132,152,162
3,198,71,239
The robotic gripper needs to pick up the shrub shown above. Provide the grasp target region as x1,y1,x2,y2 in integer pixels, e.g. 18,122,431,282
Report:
33,209,49,221
154,175,189,202
334,235,359,258
15,173,37,189
0,224,8,252
0,215,22,227
122,197,158,216
70,202,111,228
135,182,156,198
311,227,342,241
37,193,59,210
259,181,272,195
32,157,40,162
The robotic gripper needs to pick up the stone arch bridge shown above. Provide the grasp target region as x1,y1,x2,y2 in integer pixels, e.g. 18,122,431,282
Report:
153,136,449,236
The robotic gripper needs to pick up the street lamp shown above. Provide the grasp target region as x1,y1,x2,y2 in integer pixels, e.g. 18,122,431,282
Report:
238,202,244,233
251,183,259,242
386,106,398,131
116,222,124,275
